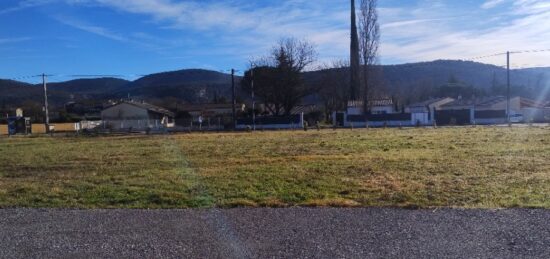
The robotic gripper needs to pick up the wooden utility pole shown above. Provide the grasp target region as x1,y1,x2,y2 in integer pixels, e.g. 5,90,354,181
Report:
231,69,236,129
251,69,256,131
507,51,510,123
42,73,50,133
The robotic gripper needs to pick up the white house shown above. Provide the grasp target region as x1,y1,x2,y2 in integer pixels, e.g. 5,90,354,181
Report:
101,101,175,131
334,99,407,128
406,97,454,125
519,98,548,122
438,96,545,124
179,103,245,120
346,99,396,115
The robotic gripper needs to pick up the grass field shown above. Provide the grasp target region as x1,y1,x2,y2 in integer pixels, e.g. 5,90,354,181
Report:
0,127,549,208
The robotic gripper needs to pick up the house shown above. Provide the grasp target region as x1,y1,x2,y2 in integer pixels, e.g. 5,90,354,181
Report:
257,103,318,116
333,99,408,128
438,96,507,125
236,113,304,130
438,96,546,125
346,99,396,115
332,99,401,127
369,99,396,114
406,97,454,125
178,103,245,120
65,101,103,120
519,98,548,122
101,100,175,131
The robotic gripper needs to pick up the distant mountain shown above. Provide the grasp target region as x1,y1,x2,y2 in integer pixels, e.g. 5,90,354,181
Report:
0,79,41,104
1,61,548,109
128,69,232,88
115,69,241,103
48,78,129,96
307,60,550,103
381,60,550,102
0,69,241,107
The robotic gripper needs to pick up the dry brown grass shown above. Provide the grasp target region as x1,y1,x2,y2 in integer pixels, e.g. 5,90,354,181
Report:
0,126,549,208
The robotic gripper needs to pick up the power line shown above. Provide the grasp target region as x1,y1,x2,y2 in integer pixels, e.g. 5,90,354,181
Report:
468,52,507,61
4,49,550,81
67,75,126,78
510,48,550,54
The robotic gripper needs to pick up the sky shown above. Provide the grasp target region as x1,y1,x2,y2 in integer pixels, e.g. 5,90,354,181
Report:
1,0,550,82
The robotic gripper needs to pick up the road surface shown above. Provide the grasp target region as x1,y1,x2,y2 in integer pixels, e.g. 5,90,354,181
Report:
1,208,549,258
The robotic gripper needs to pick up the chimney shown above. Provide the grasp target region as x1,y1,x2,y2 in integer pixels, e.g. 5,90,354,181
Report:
350,0,360,101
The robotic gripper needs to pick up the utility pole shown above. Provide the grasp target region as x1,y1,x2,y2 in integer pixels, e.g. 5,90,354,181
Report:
507,51,511,123
231,68,236,129
251,69,256,131
42,73,50,134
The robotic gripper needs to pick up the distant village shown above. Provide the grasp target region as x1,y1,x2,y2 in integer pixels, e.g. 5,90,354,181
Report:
1,0,549,136
2,91,549,136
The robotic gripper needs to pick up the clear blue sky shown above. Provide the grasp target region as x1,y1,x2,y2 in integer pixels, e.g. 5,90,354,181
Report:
1,0,549,82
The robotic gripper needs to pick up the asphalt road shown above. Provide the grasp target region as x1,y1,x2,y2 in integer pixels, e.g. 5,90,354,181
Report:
0,208,549,258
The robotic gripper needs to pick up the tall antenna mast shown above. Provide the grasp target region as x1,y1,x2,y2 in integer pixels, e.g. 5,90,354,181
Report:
350,0,361,102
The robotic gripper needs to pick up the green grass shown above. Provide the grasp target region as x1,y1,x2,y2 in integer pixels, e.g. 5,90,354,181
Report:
0,126,549,208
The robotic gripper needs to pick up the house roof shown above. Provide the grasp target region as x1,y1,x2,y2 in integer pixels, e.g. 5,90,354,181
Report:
407,97,453,108
441,96,547,109
348,99,393,107
370,99,393,106
109,101,175,117
178,103,239,112
442,96,507,108
263,104,319,115
290,104,320,115
520,98,546,108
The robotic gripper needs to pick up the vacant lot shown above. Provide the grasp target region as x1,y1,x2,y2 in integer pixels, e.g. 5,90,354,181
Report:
0,127,548,208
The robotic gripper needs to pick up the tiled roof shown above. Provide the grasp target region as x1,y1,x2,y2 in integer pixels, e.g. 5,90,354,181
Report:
520,98,546,108
408,97,452,108
290,104,320,115
263,104,319,115
442,96,506,108
348,99,393,107
178,103,236,112
115,101,175,117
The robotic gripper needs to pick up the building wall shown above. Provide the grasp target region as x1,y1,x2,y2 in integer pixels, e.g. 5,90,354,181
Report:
101,103,162,130
236,114,304,130
371,105,394,114
103,119,166,131
32,123,80,133
475,118,507,124
0,123,80,135
101,103,149,120
236,123,304,130
347,107,363,115
522,108,549,122
411,112,430,125
429,98,455,109
347,120,412,127
476,97,521,114
408,107,428,113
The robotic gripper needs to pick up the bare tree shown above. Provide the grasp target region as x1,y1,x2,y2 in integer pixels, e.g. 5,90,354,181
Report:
242,37,317,116
317,59,350,121
359,0,380,112
273,37,317,73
